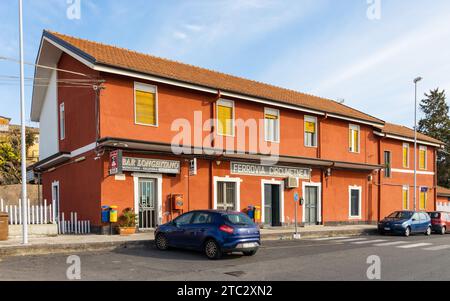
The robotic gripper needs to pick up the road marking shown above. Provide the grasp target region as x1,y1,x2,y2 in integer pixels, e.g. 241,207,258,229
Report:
312,237,350,241
422,245,450,251
397,243,433,249
373,241,409,247
334,238,368,243
352,239,387,245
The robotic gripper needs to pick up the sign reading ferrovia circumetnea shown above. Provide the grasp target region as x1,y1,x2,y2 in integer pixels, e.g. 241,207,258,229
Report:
230,162,310,179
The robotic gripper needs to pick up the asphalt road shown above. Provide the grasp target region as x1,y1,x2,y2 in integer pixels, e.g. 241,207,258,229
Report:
1,233,450,281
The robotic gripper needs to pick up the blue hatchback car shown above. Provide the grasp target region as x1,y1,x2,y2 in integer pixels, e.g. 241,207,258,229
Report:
155,210,261,259
378,211,432,237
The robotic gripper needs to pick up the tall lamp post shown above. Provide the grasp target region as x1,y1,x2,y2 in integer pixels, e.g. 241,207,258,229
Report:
19,0,28,244
413,77,423,212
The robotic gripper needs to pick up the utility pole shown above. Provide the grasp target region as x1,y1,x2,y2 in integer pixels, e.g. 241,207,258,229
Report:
19,0,28,244
413,77,422,212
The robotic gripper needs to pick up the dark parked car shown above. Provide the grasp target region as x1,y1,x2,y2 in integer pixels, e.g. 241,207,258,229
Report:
378,211,432,237
155,210,261,259
427,211,450,235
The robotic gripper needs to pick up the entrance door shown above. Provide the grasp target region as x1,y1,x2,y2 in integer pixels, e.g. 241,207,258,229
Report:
138,178,157,229
304,186,318,225
264,184,281,227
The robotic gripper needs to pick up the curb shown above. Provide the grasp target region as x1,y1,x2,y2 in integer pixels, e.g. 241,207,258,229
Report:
0,228,378,258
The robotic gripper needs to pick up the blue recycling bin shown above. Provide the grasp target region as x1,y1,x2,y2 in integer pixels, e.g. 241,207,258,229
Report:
101,206,110,223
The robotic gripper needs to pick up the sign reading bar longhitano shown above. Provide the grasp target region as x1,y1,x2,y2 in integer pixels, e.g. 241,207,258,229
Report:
230,162,311,179
122,157,181,174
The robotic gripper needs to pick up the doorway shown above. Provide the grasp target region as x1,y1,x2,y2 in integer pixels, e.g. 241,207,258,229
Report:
138,178,157,229
302,183,322,226
264,184,282,227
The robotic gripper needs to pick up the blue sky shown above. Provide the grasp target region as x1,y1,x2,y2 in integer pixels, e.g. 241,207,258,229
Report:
1,0,450,127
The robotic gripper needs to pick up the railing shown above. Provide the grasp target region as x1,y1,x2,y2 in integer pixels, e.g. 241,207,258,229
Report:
0,199,91,235
0,198,56,225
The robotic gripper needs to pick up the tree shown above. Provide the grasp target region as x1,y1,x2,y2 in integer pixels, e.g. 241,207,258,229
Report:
0,127,36,185
418,88,450,188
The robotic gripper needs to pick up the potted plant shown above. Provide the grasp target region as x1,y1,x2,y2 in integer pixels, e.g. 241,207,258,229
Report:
117,208,137,235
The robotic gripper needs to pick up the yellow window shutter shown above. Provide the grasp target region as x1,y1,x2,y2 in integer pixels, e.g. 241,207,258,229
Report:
135,90,156,125
419,150,426,169
420,192,426,209
218,105,233,135
265,113,278,120
353,130,359,152
403,189,408,209
403,147,408,168
305,121,316,134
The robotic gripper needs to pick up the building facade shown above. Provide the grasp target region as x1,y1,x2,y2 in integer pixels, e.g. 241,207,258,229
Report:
30,31,444,232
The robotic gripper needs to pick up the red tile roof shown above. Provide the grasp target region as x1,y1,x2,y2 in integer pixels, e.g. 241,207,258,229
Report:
437,186,450,197
46,31,384,125
381,123,443,145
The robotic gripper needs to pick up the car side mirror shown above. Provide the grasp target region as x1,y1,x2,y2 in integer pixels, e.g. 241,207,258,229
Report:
412,218,416,222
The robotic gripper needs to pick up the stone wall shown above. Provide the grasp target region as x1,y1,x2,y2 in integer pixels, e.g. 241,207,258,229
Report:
0,185,42,206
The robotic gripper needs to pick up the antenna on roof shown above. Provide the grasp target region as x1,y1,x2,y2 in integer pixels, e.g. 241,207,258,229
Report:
337,98,345,104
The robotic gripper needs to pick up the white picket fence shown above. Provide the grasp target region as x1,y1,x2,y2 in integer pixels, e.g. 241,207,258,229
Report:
437,202,450,212
0,199,91,235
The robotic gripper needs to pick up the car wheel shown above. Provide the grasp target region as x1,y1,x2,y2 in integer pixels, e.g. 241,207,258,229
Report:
243,250,258,256
155,234,169,250
425,226,432,236
441,226,446,235
404,227,411,237
204,239,222,260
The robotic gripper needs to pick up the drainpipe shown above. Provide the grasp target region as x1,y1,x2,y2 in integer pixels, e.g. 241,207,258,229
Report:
377,134,385,222
209,91,220,209
319,114,328,224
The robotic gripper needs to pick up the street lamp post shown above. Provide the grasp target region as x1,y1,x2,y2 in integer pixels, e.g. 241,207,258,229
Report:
413,77,423,212
19,0,28,244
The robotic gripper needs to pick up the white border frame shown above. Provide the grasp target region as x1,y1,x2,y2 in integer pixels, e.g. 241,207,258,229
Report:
51,180,60,219
348,185,362,220
264,108,280,143
261,179,285,225
213,176,241,211
304,115,318,148
402,185,410,210
216,99,235,137
133,173,163,228
302,181,322,224
349,124,360,153
134,82,159,127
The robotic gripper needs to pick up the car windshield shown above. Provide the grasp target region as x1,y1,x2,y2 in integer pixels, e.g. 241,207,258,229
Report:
428,212,440,219
387,211,413,219
224,213,254,225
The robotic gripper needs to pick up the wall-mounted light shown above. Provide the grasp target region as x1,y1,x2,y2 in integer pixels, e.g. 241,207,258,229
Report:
216,161,222,166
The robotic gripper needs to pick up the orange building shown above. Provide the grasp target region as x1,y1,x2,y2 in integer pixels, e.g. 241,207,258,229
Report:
29,31,444,233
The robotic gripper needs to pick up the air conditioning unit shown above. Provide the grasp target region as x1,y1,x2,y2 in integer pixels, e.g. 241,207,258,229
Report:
285,177,299,189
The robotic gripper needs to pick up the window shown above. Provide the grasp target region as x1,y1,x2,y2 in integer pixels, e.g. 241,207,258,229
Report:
59,103,65,140
134,82,157,126
349,124,360,153
419,188,427,210
384,151,391,178
264,108,280,142
402,143,409,168
419,146,427,170
224,213,254,225
217,181,237,211
217,99,234,136
174,212,195,226
192,212,213,224
412,213,419,221
402,185,409,210
349,186,362,219
304,116,318,147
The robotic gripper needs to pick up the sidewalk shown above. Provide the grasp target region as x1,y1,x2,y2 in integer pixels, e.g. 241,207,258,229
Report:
0,225,377,258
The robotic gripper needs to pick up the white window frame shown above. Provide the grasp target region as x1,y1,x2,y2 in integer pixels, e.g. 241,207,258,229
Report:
264,108,280,143
213,176,240,211
261,179,285,224
59,102,65,140
349,124,360,153
402,185,409,210
216,99,235,137
134,82,159,127
304,115,318,148
419,145,427,170
348,185,362,219
403,143,410,168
